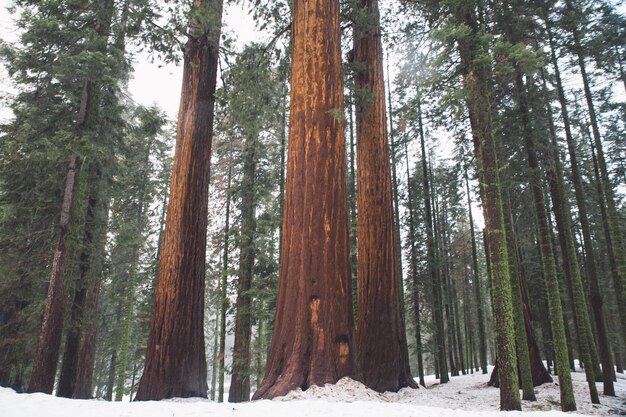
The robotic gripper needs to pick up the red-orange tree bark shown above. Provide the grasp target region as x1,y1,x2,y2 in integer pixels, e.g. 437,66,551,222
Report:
134,0,223,400
352,0,417,393
252,0,355,399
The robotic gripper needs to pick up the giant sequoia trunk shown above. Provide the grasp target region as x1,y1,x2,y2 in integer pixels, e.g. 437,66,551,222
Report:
353,0,416,393
134,0,223,400
454,5,520,411
252,0,354,399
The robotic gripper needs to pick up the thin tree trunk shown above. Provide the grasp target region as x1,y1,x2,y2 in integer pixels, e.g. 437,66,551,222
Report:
229,132,258,402
503,194,535,401
72,278,101,399
521,83,576,410
252,0,354,398
135,0,223,400
464,168,488,374
418,94,448,383
114,244,140,401
405,136,425,387
105,350,117,401
565,0,626,347
210,310,218,401
544,20,616,394
218,162,232,403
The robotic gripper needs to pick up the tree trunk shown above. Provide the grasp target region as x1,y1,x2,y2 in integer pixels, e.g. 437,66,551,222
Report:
218,162,232,403
252,0,354,399
58,165,110,399
520,78,576,410
455,5,520,411
544,20,616,395
418,94,448,384
386,53,405,316
115,243,141,401
228,132,258,402
347,81,358,320
352,0,416,393
502,193,535,400
406,136,425,387
27,154,81,394
72,277,102,399
464,168,488,374
135,0,223,400
565,0,626,349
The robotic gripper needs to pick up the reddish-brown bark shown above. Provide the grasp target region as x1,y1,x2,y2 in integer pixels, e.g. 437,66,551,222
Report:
134,0,222,400
252,0,354,399
352,0,417,393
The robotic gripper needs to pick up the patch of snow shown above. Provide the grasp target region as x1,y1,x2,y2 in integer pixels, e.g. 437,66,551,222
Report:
2,366,624,417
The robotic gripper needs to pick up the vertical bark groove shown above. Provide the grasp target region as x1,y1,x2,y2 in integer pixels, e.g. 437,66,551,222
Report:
253,0,354,399
353,0,417,393
135,0,223,400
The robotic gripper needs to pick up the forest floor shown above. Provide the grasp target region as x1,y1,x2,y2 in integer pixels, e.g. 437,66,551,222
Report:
2,366,625,416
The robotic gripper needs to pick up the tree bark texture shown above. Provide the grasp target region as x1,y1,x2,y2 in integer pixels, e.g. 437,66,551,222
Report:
228,133,258,403
27,154,81,394
455,6,520,411
72,278,101,399
406,140,425,387
522,92,577,411
218,163,231,403
544,22,616,394
464,168,488,375
352,0,417,393
135,0,223,400
418,98,448,384
252,0,354,399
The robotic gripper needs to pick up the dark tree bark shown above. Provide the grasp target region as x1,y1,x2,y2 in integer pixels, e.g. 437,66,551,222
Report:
228,132,258,403
72,278,102,399
134,0,223,400
27,154,81,394
418,93,448,384
520,78,577,410
28,0,117,392
563,0,626,352
352,0,417,393
58,172,108,399
252,0,354,399
543,18,615,394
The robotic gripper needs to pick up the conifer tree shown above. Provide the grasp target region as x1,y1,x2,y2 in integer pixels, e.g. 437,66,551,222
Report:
135,0,224,400
352,0,417,393
253,0,355,399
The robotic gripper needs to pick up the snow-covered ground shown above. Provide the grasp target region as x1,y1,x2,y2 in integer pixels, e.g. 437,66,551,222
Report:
2,367,625,417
